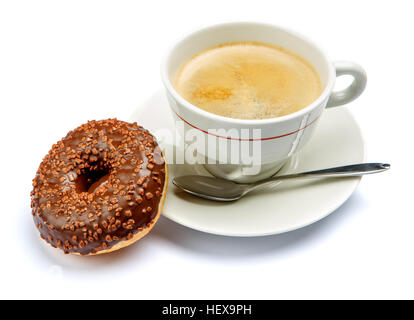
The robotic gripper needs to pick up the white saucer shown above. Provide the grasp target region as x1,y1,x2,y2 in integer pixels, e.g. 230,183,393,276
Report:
130,90,365,236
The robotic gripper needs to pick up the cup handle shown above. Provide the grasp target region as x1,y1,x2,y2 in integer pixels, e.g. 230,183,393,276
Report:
326,61,367,108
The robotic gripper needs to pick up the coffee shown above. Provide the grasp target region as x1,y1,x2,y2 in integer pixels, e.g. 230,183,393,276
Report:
174,42,322,120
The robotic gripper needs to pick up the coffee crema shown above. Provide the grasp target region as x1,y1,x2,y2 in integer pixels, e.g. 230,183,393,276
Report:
174,42,322,120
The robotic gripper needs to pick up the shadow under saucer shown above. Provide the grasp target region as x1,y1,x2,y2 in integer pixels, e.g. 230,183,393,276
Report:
151,191,368,259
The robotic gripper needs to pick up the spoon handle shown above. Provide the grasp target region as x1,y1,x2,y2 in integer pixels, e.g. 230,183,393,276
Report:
252,163,390,187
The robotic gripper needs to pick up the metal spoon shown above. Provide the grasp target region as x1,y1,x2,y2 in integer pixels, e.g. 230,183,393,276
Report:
172,163,390,201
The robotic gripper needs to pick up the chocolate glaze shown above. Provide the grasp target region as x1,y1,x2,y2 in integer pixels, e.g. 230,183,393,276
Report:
30,119,166,255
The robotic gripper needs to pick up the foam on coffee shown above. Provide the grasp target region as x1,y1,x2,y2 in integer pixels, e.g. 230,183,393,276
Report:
174,42,322,120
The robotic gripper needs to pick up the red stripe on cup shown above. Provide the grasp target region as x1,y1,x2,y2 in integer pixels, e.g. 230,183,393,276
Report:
172,110,320,141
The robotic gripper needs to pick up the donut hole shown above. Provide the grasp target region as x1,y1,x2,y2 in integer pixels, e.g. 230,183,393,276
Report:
75,163,111,194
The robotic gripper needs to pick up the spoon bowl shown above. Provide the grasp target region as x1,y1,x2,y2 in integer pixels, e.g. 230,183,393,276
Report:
173,176,248,201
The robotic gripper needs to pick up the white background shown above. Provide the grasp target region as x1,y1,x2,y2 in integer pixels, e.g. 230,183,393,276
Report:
0,0,412,299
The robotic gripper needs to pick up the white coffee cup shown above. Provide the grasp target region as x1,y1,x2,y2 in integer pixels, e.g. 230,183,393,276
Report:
161,22,367,183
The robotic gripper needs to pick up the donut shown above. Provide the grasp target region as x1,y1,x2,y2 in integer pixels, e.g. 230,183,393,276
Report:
30,119,168,255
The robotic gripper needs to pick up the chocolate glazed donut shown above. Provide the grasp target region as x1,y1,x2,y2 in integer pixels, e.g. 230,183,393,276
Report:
30,119,168,255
